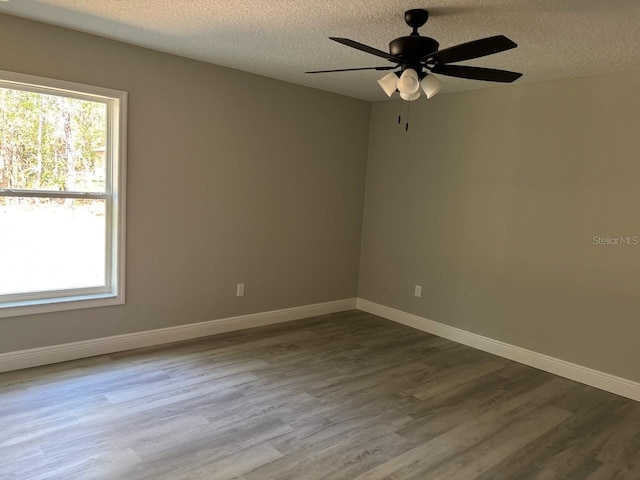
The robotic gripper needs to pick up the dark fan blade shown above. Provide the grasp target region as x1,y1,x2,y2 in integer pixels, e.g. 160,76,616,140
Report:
305,66,396,74
426,35,517,64
330,37,402,63
431,64,522,82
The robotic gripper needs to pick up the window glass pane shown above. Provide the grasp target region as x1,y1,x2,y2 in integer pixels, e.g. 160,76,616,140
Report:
0,87,107,193
0,197,106,295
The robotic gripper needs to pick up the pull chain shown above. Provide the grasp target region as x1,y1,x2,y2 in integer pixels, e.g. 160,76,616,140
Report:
398,97,402,124
405,99,411,132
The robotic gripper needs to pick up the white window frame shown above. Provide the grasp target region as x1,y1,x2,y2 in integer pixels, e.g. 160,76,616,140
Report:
0,70,126,318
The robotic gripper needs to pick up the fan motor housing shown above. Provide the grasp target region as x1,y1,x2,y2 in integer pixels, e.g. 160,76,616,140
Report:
389,36,439,61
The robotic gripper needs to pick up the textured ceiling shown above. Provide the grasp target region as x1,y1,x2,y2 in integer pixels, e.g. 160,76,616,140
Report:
1,0,639,101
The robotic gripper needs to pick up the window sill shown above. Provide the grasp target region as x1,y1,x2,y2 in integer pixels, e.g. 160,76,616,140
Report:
0,293,124,319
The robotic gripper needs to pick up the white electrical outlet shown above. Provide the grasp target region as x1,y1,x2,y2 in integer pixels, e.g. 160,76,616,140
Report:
236,283,245,297
414,285,422,297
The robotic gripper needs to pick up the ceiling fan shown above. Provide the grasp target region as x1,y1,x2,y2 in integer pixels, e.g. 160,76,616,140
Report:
306,9,522,101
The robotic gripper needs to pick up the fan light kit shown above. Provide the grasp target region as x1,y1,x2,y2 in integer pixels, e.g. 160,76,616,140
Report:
307,8,522,127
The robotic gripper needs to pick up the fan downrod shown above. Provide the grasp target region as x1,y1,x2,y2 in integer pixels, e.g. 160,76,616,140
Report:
405,9,429,35
389,9,438,62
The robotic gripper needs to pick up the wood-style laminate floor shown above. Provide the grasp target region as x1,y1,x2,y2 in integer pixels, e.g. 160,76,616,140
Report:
1,310,639,480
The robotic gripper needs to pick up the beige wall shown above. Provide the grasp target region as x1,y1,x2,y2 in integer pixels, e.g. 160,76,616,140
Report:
0,13,370,352
360,71,640,382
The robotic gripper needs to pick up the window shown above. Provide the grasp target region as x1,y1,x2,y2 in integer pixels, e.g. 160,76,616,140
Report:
0,70,126,317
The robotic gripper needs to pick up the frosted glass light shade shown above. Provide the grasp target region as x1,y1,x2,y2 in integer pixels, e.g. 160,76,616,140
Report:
397,69,420,95
421,74,443,99
377,72,398,97
400,90,421,101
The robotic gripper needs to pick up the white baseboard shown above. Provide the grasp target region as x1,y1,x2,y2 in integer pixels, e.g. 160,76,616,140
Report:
357,298,640,402
0,298,357,373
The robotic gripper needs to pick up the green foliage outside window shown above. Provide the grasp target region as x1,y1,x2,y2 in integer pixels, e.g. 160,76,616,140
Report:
0,88,107,193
